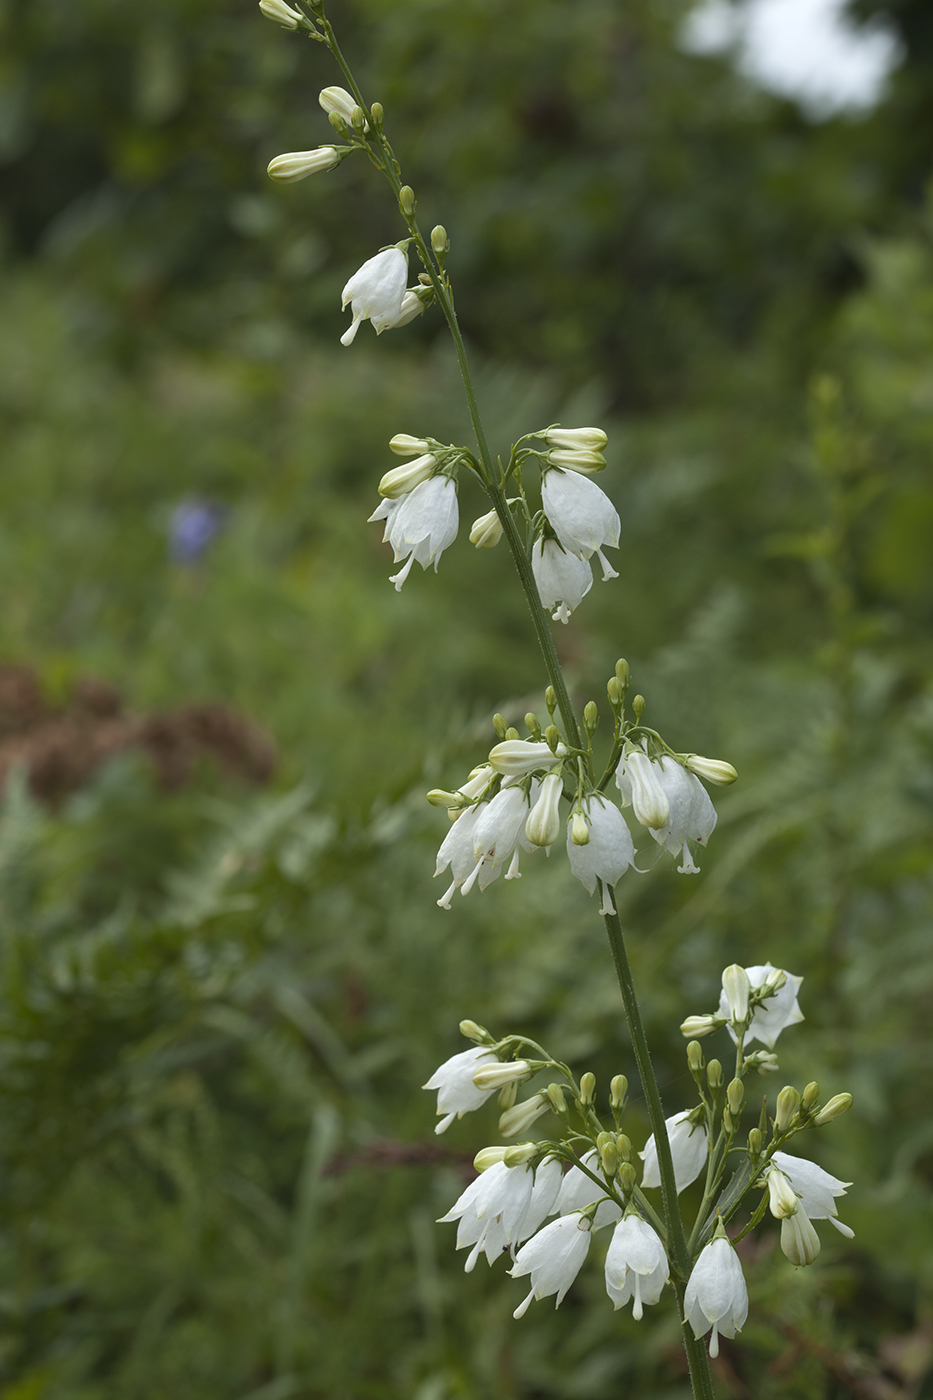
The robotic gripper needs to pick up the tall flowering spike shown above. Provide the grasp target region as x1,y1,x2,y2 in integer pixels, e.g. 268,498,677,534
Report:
640,1110,708,1194
267,147,339,183
508,1213,592,1317
617,752,717,873
438,1160,535,1270
564,795,635,915
604,1215,669,1319
684,1233,749,1358
385,476,459,589
772,1152,854,1238
340,248,408,346
718,963,804,1049
531,538,593,623
540,470,620,580
423,1044,499,1134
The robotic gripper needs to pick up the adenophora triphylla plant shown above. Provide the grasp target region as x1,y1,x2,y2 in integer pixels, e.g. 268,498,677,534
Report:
260,4,854,1394
424,964,853,1356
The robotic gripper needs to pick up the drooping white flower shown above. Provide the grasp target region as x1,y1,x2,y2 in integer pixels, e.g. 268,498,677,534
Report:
472,785,532,882
531,538,593,623
509,1213,592,1317
771,1152,854,1238
781,1208,822,1266
259,0,302,28
564,794,635,915
515,1158,564,1243
423,1044,499,1134
488,740,566,777
438,1160,535,1270
340,247,408,346
616,752,717,874
525,772,563,848
499,1093,550,1138
604,1215,669,1319
640,1110,708,1194
684,1235,748,1358
540,469,620,579
267,147,339,182
387,289,427,328
718,963,804,1050
367,494,402,543
434,805,499,909
385,475,459,590
378,453,437,499
552,1150,622,1231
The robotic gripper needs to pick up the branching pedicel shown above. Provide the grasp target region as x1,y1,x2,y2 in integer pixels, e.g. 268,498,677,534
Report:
261,2,855,1392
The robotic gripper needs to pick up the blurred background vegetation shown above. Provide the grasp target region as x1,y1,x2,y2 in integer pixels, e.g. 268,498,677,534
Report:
0,0,931,1395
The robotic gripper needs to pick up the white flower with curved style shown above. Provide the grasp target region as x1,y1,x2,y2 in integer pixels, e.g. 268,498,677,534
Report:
532,538,593,623
385,475,459,590
540,469,620,579
604,1215,669,1318
551,1150,622,1231
423,1044,499,1134
617,751,717,874
564,795,636,915
684,1235,748,1358
509,1213,592,1317
472,785,532,882
267,147,339,182
640,1110,708,1194
434,805,500,908
771,1152,854,1238
340,247,408,346
718,963,804,1049
438,1160,535,1270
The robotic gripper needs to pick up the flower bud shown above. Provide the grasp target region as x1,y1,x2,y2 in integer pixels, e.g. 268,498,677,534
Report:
493,713,508,738
498,1081,517,1110
686,1041,704,1073
503,1142,539,1167
378,453,437,498
525,772,563,848
426,788,465,808
802,1082,820,1110
681,1015,719,1039
619,1160,637,1195
545,686,557,716
747,1127,762,1156
267,147,340,183
472,1059,533,1091
607,676,625,707
754,1053,781,1074
722,964,751,1023
459,1019,490,1043
684,755,739,786
615,658,630,684
547,1082,568,1115
328,110,347,135
707,1059,722,1090
781,1210,821,1266
544,724,561,754
431,225,449,257
319,86,363,128
389,433,430,457
473,1145,508,1171
259,0,303,28
775,1086,801,1134
583,700,599,734
610,1075,628,1110
727,1079,744,1117
525,713,541,738
499,1093,549,1138
488,739,565,776
570,811,590,846
632,694,645,721
504,727,520,741
766,1166,799,1219
398,185,415,216
814,1092,853,1125
469,508,504,548
723,1107,734,1135
545,426,608,453
765,967,787,992
597,1132,618,1177
615,1133,632,1162
351,104,367,131
370,102,384,131
547,448,607,474
579,1072,596,1106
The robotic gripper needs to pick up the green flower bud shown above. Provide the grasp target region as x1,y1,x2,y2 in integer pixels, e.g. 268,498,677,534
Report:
493,713,508,739
707,1059,722,1090
570,811,590,846
814,1092,853,1125
723,1107,734,1135
544,724,561,753
473,1145,508,1171
619,1161,637,1195
775,1086,801,1134
431,224,449,257
802,1082,820,1110
503,1142,539,1167
615,659,630,684
597,1131,618,1177
607,676,625,707
615,1133,632,1162
525,712,541,738
545,686,557,716
583,701,599,734
504,726,520,741
498,1081,517,1110
398,185,415,215
459,1019,490,1043
547,1082,568,1114
747,1126,762,1156
632,694,646,721
727,1079,744,1117
579,1072,596,1106
370,102,384,131
610,1074,628,1110
685,755,739,786
687,1041,704,1073
426,788,463,808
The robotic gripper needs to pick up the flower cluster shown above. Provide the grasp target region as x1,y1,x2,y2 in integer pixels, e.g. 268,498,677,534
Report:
427,669,738,903
425,963,853,1355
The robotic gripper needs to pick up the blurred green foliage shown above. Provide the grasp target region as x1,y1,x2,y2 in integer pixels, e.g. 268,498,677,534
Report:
0,0,931,1396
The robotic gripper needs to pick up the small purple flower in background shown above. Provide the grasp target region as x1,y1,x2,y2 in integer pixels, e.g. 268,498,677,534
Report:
169,498,227,565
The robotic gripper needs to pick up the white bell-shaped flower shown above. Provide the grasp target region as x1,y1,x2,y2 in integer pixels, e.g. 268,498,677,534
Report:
434,805,500,908
340,247,408,346
531,538,593,623
438,1160,535,1270
640,1110,708,1194
771,1152,854,1238
551,1150,622,1231
509,1213,592,1317
540,469,620,579
781,1208,822,1266
564,794,635,915
515,1158,564,1243
718,963,804,1049
604,1214,669,1319
617,752,716,874
267,147,339,182
423,1044,499,1134
386,476,459,590
525,772,563,848
472,785,532,882
684,1234,748,1358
